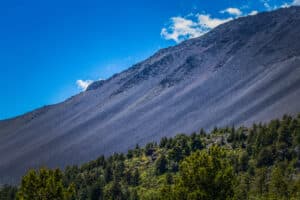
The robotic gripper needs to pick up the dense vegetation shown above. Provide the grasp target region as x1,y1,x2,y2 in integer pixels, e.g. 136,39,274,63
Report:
1,114,300,200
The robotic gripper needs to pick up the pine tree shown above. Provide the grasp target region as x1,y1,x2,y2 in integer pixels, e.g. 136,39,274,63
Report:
155,155,168,175
17,168,75,200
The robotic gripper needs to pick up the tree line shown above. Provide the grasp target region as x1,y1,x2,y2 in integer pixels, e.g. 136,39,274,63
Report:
1,114,300,200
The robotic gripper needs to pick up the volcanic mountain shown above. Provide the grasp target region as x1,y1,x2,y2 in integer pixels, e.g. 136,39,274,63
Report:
1,7,300,184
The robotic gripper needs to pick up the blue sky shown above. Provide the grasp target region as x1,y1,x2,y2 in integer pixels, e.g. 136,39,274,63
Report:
0,0,299,119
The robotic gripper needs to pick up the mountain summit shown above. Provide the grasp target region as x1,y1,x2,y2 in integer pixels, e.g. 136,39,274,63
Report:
1,6,300,184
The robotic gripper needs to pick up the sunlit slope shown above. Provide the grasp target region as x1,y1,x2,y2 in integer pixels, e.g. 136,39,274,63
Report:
1,6,300,184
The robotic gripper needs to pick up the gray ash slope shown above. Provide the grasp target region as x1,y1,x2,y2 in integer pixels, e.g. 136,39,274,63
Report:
1,7,300,184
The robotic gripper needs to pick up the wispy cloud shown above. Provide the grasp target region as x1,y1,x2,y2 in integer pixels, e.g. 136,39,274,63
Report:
281,3,291,8
248,10,259,15
76,79,93,91
161,9,238,43
277,0,300,8
261,0,273,10
260,0,298,10
161,0,299,43
293,0,300,5
197,14,232,29
161,13,233,43
220,8,242,16
161,17,204,43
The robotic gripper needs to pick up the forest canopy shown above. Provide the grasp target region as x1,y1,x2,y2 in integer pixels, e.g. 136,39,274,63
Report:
1,114,300,200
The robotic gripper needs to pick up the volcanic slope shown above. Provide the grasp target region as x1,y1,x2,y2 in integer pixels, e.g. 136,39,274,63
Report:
1,7,300,183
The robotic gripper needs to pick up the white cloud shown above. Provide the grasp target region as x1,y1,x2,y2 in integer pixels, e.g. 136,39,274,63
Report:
260,0,295,10
161,14,232,43
161,17,204,43
76,79,93,91
277,0,300,9
293,0,300,5
249,10,259,15
281,3,291,8
221,8,242,16
161,0,300,43
261,0,272,10
197,14,232,29
276,0,300,8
